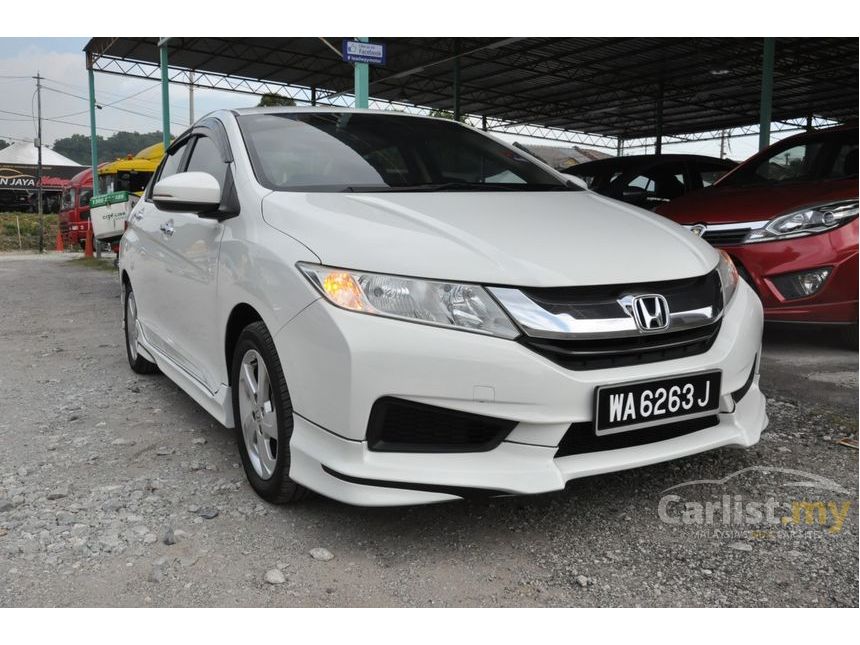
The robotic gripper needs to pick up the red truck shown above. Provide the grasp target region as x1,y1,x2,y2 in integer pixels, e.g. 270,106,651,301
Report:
59,167,96,249
656,125,858,342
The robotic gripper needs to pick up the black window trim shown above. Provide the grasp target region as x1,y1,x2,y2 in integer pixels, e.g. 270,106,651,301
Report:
145,117,234,202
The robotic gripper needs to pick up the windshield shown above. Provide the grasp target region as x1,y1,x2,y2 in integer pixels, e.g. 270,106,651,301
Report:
719,130,858,187
100,170,153,195
237,112,574,192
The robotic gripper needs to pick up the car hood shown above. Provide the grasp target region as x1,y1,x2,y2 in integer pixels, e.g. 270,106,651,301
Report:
262,190,717,287
655,178,857,225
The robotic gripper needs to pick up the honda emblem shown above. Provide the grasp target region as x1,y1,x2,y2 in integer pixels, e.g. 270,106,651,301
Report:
631,294,670,331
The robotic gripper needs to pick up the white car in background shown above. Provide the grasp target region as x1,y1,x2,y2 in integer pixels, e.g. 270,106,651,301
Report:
119,108,767,506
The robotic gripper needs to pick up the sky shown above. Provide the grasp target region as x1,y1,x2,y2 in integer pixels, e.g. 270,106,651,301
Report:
0,37,789,161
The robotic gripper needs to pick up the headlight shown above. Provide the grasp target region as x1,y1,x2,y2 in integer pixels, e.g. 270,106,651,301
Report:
717,249,739,306
298,264,520,339
745,200,858,243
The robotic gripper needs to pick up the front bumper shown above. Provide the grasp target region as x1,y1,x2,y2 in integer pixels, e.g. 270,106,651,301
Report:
275,280,767,506
721,220,858,324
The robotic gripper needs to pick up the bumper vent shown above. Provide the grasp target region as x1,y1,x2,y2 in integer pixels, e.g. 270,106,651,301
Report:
366,397,516,453
555,415,720,458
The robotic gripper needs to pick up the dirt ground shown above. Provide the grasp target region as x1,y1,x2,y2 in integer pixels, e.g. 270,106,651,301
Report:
0,253,857,607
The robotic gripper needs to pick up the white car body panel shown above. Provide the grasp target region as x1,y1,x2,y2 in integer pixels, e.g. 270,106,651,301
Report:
119,107,767,506
261,190,717,286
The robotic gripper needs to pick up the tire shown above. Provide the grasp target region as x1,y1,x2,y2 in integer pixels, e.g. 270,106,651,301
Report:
123,283,159,374
231,321,307,504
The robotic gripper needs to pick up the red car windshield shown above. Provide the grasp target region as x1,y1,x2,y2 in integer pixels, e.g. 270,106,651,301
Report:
719,129,858,188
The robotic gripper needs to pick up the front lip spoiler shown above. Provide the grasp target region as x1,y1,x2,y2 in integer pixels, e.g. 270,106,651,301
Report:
320,464,513,499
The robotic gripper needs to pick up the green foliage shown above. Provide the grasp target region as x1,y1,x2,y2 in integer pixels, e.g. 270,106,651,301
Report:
0,213,59,251
257,93,296,107
427,109,466,123
51,131,164,165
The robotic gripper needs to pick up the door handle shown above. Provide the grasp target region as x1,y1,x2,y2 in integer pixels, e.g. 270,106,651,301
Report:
159,221,175,237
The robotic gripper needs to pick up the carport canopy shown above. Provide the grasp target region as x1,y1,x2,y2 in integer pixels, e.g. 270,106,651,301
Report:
85,37,858,143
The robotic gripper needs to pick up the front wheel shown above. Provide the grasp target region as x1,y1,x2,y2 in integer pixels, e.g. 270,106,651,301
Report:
231,321,307,504
124,283,159,374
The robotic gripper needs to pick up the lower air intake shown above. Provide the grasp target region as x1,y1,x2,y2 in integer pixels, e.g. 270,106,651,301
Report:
366,397,516,453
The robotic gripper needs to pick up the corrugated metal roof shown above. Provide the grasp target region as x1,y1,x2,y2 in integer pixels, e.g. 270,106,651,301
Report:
85,37,858,139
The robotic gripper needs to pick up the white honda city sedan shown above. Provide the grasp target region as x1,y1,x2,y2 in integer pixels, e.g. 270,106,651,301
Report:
119,107,767,506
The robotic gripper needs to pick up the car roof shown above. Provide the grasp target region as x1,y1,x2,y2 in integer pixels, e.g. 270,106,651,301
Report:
227,106,451,123
564,154,734,174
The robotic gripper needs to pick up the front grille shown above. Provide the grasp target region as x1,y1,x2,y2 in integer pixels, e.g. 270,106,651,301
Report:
517,271,721,318
555,415,720,457
521,320,721,370
702,228,750,246
366,397,516,453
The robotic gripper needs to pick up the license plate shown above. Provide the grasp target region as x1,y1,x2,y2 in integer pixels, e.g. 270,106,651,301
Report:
594,370,721,436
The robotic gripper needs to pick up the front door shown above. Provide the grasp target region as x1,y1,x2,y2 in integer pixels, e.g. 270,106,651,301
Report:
145,133,230,393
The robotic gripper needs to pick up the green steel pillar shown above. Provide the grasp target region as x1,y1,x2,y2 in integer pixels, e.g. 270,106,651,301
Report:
453,39,461,121
354,37,369,109
87,65,99,197
160,40,171,150
758,37,775,151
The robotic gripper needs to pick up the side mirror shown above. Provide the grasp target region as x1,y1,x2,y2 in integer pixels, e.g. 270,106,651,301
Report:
152,172,221,213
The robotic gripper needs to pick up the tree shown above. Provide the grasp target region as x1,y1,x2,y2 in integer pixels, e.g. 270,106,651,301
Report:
51,131,164,165
0,139,8,151
257,93,295,107
51,133,96,164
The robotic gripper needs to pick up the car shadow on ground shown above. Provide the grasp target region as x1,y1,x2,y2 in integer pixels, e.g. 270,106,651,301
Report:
763,321,857,352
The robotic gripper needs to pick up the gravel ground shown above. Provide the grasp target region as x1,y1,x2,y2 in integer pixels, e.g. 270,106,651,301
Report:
0,254,856,607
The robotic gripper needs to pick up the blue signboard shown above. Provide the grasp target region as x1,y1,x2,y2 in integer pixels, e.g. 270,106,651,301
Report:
342,40,386,65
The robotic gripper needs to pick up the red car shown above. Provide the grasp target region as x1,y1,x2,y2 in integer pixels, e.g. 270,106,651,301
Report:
656,125,858,340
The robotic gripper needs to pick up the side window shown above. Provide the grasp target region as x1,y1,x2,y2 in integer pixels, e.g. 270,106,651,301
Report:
61,188,75,210
826,142,858,179
156,139,191,183
755,143,820,182
185,136,228,190
617,163,688,208
697,162,733,187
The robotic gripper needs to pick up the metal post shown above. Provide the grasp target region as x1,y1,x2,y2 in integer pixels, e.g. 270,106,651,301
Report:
87,60,101,259
87,65,99,197
160,40,171,150
453,39,461,121
481,115,487,132
35,72,43,253
616,137,624,157
806,114,814,132
354,37,369,109
758,37,775,151
655,78,664,155
188,70,195,125
311,86,317,106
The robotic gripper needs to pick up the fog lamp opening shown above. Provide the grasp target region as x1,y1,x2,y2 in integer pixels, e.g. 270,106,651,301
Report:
771,267,832,300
